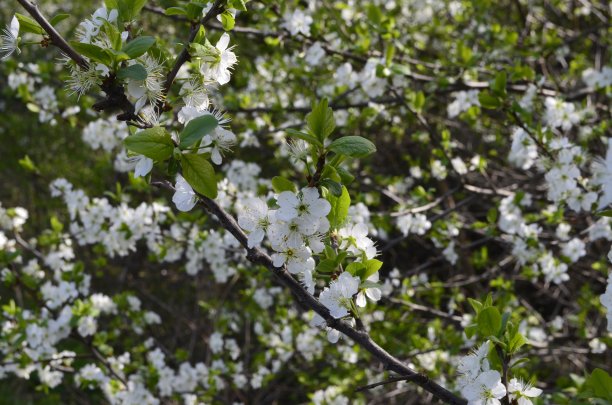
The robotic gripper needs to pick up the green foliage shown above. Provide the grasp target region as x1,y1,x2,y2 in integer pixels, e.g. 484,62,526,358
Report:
14,13,44,34
116,63,147,80
179,115,218,149
328,136,377,158
122,36,156,59
180,153,217,199
124,127,174,161
306,98,335,142
327,185,350,229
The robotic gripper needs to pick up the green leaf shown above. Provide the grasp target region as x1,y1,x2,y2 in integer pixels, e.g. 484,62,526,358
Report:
328,136,377,158
478,91,502,109
164,7,188,16
18,155,38,173
361,259,383,280
585,369,612,400
477,306,502,337
507,331,526,354
491,71,507,96
185,3,206,19
15,13,45,35
180,154,218,199
124,127,174,161
228,0,248,11
320,179,342,197
345,262,365,276
306,99,335,141
118,0,147,21
220,11,235,31
464,324,478,339
70,42,113,65
122,36,156,59
179,115,219,149
336,167,355,184
327,185,350,229
598,209,612,217
316,259,337,273
286,129,323,148
271,176,296,193
117,64,148,81
50,13,70,26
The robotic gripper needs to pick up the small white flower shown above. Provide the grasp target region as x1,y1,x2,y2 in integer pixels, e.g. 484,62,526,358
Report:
461,370,506,405
276,188,331,222
282,9,313,36
202,126,236,165
271,245,314,274
200,33,237,85
173,174,198,212
507,378,542,405
238,198,273,248
318,272,360,319
355,272,382,307
0,16,20,60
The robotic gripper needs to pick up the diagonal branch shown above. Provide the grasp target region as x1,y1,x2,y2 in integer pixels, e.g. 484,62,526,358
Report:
16,0,89,69
153,180,467,405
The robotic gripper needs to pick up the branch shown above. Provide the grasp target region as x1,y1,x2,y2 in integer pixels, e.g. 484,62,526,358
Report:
16,0,89,69
153,180,466,405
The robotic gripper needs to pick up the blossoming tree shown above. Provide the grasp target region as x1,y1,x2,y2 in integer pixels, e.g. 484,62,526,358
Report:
0,0,610,404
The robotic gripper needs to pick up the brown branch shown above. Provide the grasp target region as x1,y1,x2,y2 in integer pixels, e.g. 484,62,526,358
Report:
152,180,466,405
16,0,89,69
355,375,419,392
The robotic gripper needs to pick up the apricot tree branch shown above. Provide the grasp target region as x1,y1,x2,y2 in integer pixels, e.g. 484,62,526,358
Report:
152,180,467,405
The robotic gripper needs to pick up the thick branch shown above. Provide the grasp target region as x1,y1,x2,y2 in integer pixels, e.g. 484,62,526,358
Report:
153,180,466,404
16,0,89,69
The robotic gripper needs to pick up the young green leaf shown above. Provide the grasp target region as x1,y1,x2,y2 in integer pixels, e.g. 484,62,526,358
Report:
306,99,335,141
327,185,350,229
271,176,297,193
286,129,323,148
477,306,502,337
124,127,174,161
491,71,507,97
320,179,342,197
180,154,218,199
179,115,218,149
328,136,377,158
220,11,235,31
50,13,70,26
122,36,156,59
478,91,502,109
165,7,188,16
15,13,44,35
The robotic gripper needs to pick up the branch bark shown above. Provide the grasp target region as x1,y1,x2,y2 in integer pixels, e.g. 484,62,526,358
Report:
154,180,467,405
16,0,89,69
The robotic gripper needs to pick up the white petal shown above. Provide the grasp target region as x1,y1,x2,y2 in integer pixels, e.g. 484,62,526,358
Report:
355,291,366,307
134,157,153,177
216,33,230,51
10,15,19,37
